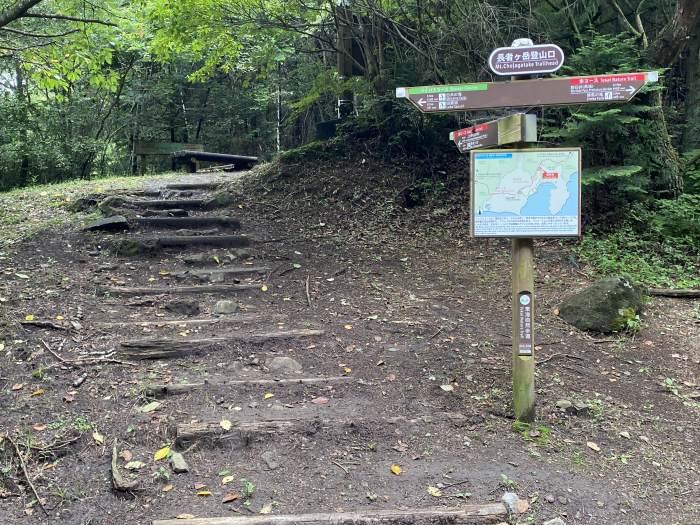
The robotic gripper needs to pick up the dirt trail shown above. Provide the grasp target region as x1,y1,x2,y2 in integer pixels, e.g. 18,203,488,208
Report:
0,167,698,525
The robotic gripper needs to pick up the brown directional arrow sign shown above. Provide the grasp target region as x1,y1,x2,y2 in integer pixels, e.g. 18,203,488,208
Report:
449,113,536,152
396,72,658,113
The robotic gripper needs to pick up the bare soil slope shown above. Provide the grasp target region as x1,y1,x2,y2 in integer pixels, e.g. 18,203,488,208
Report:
0,158,698,525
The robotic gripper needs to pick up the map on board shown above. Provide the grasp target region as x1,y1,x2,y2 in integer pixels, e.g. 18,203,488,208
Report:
470,148,581,237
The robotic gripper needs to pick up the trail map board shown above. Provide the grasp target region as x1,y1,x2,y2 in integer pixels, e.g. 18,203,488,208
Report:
470,148,581,238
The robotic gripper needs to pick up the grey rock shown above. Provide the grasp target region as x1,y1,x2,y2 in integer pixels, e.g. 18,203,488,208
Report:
84,215,129,232
265,356,302,374
543,519,566,525
260,450,280,470
572,401,590,416
545,494,555,503
501,492,520,514
555,399,572,410
446,412,469,427
170,452,189,473
214,300,238,314
559,277,645,333
557,496,568,505
164,300,201,316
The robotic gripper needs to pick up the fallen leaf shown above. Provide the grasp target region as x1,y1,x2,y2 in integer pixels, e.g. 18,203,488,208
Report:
259,503,273,514
140,401,161,413
176,514,195,520
194,482,207,490
11,383,24,391
220,419,232,431
63,394,74,403
390,464,402,475
292,263,301,269
154,446,171,461
162,484,174,492
261,284,268,292
311,396,329,405
30,388,44,397
55,315,65,321
159,270,170,276
196,491,212,497
15,273,29,279
92,431,104,445
427,486,442,497
440,384,454,392
221,475,234,485
222,493,239,503
32,423,46,432
343,367,352,374
586,441,601,452
263,392,274,400
125,461,146,470
344,324,353,330
119,450,133,462
213,256,221,264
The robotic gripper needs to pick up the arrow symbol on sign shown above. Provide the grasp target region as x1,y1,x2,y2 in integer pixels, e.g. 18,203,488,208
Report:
418,98,426,107
626,86,635,94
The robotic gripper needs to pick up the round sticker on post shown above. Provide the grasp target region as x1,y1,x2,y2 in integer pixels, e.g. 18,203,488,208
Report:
519,294,531,306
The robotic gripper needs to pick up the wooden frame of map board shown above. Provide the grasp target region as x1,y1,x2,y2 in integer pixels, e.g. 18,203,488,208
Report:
470,147,582,238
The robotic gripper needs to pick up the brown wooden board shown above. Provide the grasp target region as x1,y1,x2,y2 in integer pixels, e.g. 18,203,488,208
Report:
449,113,535,152
488,44,564,76
396,72,657,113
134,142,204,155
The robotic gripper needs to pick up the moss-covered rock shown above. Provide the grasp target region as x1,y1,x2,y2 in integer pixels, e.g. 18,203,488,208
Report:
559,277,646,333
202,191,236,210
109,238,156,256
98,196,130,216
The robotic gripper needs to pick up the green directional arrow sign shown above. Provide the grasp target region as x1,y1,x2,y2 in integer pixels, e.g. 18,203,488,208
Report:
396,72,658,113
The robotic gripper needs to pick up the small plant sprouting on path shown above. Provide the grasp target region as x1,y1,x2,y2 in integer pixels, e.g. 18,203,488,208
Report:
242,478,256,506
499,474,517,491
512,421,551,446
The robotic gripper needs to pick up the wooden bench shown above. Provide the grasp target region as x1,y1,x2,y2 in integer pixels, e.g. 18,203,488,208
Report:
171,150,258,173
133,142,204,174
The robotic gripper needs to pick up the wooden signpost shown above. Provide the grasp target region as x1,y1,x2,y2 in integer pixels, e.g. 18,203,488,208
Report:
397,39,654,422
395,71,657,113
450,113,536,153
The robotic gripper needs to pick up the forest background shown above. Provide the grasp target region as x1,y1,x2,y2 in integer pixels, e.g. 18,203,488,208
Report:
0,0,699,287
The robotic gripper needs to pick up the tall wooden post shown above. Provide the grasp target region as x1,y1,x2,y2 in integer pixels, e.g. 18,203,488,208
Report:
512,238,535,421
511,39,536,422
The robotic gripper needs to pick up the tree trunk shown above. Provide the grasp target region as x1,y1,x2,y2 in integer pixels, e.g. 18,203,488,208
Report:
683,21,700,151
15,62,31,187
645,93,684,196
648,0,700,67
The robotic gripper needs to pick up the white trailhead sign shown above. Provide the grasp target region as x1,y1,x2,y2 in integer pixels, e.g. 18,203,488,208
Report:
470,148,582,238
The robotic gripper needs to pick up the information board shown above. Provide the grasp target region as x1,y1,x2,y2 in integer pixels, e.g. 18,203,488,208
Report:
470,148,581,238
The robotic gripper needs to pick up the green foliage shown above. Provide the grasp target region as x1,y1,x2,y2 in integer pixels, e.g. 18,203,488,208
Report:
511,421,551,446
577,196,700,288
683,150,700,194
544,32,678,215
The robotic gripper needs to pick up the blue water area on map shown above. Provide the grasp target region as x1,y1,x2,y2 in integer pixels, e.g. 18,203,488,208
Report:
479,172,578,217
